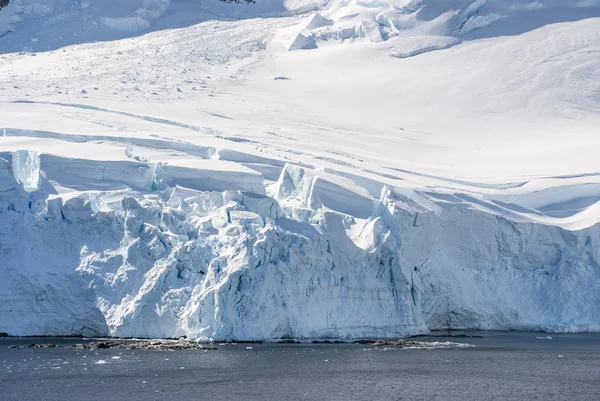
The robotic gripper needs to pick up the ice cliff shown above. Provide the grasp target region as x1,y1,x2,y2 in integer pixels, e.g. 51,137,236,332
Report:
1,0,599,340
1,153,598,339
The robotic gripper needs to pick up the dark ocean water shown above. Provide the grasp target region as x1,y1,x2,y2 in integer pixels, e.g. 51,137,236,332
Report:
1,332,599,401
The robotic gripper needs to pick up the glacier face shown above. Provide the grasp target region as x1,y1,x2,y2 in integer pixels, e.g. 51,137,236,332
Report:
1,0,600,340
1,153,599,340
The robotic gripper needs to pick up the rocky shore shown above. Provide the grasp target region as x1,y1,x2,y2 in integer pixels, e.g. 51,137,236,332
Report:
8,340,217,351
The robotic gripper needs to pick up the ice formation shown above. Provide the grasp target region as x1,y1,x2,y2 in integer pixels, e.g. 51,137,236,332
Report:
1,0,600,339
287,0,600,56
288,32,318,50
1,150,599,339
11,150,39,192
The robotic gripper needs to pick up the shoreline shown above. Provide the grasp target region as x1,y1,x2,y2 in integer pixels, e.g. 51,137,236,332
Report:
1,328,595,343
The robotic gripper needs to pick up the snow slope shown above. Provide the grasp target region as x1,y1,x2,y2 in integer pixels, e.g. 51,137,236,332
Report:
1,0,600,339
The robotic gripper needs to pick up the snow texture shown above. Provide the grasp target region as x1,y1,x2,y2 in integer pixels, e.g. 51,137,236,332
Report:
1,0,600,339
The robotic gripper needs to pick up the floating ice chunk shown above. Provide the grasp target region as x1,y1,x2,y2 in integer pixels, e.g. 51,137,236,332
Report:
536,336,553,340
95,360,109,365
11,150,40,192
288,33,318,51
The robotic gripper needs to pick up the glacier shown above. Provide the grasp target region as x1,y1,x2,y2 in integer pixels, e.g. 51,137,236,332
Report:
1,152,599,339
1,0,600,339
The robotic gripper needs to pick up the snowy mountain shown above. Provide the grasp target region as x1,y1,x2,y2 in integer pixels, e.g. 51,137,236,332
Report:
1,0,599,339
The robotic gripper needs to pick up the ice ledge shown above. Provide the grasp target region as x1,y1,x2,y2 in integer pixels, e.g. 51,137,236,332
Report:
0,160,599,339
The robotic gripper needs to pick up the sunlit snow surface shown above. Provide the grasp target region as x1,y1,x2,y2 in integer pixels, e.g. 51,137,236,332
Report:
1,0,600,339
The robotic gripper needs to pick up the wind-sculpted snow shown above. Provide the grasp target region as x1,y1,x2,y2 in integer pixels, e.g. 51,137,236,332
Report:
1,150,599,339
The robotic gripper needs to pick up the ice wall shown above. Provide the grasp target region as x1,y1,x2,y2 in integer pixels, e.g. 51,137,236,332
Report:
0,155,598,339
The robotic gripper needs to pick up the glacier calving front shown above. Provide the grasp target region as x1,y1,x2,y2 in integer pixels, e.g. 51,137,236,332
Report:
1,155,598,339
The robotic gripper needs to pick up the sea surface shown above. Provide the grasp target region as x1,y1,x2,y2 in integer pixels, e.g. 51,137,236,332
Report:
1,332,599,401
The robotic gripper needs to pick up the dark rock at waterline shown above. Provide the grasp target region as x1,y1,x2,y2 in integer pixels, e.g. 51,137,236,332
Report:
411,334,485,339
348,339,420,346
372,340,421,348
73,340,218,351
29,343,57,348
